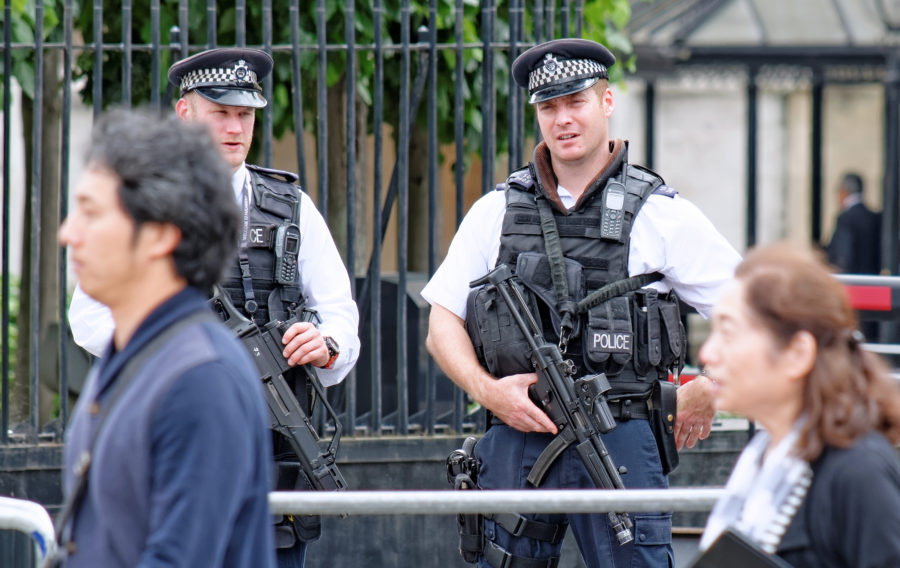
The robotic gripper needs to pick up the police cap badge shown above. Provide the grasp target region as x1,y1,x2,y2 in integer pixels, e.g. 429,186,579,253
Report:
511,38,615,104
168,47,273,109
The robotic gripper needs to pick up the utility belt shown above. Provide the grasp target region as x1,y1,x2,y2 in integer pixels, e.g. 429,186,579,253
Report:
489,394,651,427
487,379,678,475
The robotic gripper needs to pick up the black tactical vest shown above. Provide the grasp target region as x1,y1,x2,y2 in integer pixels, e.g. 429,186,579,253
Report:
467,157,686,399
221,164,304,327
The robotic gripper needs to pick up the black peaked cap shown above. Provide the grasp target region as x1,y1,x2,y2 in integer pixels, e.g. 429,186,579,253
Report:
168,47,273,108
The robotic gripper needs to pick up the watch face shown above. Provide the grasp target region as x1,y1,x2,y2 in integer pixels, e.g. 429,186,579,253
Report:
325,336,339,356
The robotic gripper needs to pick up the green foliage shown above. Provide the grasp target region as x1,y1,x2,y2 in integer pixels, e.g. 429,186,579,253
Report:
0,276,19,389
66,0,632,157
584,0,636,78
0,0,62,101
2,0,631,165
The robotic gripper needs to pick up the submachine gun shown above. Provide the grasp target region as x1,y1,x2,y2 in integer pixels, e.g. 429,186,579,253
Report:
470,264,634,545
210,286,347,492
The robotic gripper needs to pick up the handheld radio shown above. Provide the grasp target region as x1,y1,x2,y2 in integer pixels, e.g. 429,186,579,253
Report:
274,222,301,285
600,181,627,241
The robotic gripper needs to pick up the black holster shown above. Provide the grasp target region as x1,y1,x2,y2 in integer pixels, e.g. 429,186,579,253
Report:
274,460,322,546
447,437,482,564
648,379,679,475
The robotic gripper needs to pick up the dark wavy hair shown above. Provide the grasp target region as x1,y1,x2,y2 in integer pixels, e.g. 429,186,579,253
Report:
736,242,900,461
86,107,239,292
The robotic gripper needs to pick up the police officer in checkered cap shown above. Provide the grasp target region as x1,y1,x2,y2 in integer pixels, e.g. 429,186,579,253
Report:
168,47,273,108
423,37,740,568
511,37,615,102
67,46,360,568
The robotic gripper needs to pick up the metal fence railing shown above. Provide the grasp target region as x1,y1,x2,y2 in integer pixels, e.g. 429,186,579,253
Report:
0,487,723,567
267,487,725,517
1,1,601,444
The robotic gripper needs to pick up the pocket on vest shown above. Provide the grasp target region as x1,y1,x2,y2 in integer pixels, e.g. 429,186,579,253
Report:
583,296,633,376
465,283,538,377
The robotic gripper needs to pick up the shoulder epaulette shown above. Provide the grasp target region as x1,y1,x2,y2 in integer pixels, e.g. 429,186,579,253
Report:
503,166,535,192
653,185,678,198
628,163,665,185
246,163,300,185
625,163,675,198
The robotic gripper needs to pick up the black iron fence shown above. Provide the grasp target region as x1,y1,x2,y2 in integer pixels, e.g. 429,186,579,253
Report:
1,0,607,444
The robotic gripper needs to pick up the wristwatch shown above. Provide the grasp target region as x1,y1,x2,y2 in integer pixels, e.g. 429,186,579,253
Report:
323,336,340,370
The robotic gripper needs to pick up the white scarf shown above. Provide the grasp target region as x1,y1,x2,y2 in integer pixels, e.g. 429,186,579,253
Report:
700,420,813,554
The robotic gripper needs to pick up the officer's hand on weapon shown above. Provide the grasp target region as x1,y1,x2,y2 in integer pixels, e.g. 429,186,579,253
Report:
674,374,716,450
281,321,330,368
480,372,558,434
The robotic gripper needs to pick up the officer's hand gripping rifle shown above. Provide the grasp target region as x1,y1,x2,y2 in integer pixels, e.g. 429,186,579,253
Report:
210,286,347,492
470,265,633,545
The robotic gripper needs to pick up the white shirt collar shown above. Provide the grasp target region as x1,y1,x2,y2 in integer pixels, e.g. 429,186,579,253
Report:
842,192,862,210
557,185,576,210
232,163,249,204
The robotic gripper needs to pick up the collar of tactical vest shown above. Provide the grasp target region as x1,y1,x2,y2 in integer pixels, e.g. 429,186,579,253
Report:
532,138,627,213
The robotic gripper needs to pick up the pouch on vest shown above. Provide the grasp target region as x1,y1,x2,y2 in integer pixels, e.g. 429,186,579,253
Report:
583,296,633,377
658,294,686,373
465,279,540,377
633,289,663,377
513,251,584,342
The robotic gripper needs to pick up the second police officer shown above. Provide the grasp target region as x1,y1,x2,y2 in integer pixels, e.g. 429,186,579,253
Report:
67,48,360,568
423,39,741,567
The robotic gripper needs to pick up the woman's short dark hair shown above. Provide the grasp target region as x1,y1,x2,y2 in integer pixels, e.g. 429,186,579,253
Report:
736,242,900,460
86,107,239,292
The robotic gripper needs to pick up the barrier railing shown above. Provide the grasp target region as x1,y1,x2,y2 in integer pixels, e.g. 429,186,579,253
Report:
268,488,725,516
0,496,56,567
836,274,900,320
0,489,722,566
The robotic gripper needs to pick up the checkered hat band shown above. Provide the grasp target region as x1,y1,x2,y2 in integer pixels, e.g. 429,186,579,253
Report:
528,58,606,92
181,67,260,93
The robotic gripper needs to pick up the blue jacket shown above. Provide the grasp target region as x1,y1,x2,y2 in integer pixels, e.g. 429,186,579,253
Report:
62,287,276,567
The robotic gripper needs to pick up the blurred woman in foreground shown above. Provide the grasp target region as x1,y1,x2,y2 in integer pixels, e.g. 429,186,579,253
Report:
697,242,900,567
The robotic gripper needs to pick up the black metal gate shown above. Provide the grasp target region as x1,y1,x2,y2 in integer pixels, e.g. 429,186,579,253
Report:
1,0,603,444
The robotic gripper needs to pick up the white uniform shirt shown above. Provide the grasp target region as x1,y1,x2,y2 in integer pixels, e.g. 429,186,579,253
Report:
420,184,741,320
68,164,360,387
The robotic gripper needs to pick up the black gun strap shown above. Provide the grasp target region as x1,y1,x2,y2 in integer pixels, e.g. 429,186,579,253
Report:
238,175,259,315
54,310,217,552
576,272,664,313
483,540,560,568
535,197,577,344
487,512,568,544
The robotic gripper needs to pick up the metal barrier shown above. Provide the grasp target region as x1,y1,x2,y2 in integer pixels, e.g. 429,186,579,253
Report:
0,496,56,567
268,488,724,516
836,274,900,321
835,274,900,365
0,489,718,567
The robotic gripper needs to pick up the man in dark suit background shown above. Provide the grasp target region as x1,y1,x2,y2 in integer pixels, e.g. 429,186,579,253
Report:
827,172,881,275
826,172,882,340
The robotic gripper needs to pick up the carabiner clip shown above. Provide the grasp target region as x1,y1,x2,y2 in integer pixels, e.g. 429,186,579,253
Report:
558,328,570,354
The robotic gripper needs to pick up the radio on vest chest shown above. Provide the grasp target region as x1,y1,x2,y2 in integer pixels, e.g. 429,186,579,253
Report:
600,180,627,241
